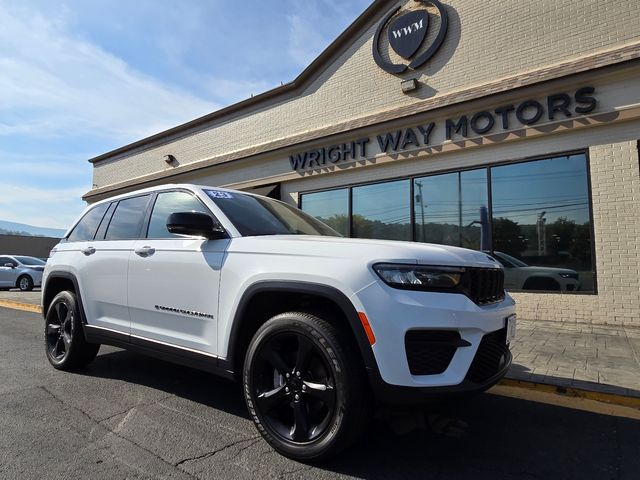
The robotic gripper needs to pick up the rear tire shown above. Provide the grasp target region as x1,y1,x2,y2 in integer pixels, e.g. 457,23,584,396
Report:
45,290,100,370
243,311,370,462
17,275,34,292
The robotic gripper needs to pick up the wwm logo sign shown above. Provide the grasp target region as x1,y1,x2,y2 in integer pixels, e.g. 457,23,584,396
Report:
390,18,424,39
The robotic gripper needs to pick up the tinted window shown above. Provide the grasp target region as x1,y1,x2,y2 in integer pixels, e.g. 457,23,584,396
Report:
352,180,410,240
0,257,16,267
300,189,349,236
414,169,489,250
104,195,150,240
414,172,458,245
67,203,110,242
491,154,593,292
94,202,116,240
206,190,339,237
14,256,46,265
148,191,210,238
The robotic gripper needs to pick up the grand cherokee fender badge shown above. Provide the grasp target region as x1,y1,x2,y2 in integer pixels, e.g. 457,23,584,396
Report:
154,305,214,319
372,0,449,74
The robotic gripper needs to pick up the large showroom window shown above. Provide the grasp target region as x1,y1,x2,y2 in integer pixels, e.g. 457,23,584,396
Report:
298,188,349,236
352,180,411,241
491,154,594,293
414,169,489,251
300,152,595,294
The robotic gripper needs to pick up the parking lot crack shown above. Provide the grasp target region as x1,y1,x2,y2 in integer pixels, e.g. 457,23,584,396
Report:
40,385,98,424
97,393,175,424
174,436,261,467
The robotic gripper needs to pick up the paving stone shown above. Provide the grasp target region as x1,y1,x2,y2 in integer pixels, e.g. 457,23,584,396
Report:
507,320,640,395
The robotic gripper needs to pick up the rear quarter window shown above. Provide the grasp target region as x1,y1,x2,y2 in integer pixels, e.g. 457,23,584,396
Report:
67,203,110,242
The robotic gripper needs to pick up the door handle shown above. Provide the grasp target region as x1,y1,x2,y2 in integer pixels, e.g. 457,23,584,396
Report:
134,246,155,257
81,246,96,256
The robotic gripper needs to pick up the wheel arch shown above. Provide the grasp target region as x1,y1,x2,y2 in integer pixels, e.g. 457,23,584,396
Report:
226,281,378,382
42,272,88,323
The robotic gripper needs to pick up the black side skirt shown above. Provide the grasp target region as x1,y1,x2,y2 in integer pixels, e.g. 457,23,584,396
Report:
84,326,235,381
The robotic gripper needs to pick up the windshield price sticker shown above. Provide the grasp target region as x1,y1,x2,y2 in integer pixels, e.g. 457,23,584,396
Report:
207,190,233,199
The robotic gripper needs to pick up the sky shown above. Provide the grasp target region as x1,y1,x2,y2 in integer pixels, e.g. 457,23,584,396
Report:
0,0,371,229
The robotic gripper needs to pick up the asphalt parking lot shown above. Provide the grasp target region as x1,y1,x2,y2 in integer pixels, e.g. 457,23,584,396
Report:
1,307,638,480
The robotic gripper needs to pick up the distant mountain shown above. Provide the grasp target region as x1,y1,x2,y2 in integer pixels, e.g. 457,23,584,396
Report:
0,220,65,238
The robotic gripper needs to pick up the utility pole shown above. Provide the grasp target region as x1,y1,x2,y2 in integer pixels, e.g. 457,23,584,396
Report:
537,211,547,256
415,180,426,242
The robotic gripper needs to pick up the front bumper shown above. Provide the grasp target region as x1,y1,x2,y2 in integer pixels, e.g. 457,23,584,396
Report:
352,281,516,403
367,348,512,405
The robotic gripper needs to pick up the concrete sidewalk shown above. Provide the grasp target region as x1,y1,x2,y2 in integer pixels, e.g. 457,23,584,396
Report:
508,319,640,399
1,290,638,401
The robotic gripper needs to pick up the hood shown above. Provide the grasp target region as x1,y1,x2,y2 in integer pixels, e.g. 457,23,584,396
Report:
228,235,500,269
517,265,577,275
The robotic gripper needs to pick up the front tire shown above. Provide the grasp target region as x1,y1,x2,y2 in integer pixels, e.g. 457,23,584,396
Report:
45,290,100,370
243,312,370,462
17,275,34,291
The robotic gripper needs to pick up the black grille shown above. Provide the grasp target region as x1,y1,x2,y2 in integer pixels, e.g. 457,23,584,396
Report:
464,268,505,305
405,330,465,375
466,328,510,384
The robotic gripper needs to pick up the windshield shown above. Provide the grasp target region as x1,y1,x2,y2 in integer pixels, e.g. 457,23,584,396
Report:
14,256,46,266
205,190,341,237
494,252,528,268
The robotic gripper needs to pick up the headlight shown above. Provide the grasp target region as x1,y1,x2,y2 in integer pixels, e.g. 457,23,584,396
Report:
373,264,464,290
558,272,578,279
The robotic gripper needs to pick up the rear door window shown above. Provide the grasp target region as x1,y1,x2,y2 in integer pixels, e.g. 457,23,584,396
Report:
67,203,110,242
104,195,151,240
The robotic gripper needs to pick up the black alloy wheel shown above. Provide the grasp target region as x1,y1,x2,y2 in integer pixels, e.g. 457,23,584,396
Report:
45,290,100,370
254,331,336,443
244,312,370,461
46,299,73,363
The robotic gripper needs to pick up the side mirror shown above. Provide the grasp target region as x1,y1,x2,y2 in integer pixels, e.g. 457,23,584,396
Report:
167,212,228,240
4,263,15,268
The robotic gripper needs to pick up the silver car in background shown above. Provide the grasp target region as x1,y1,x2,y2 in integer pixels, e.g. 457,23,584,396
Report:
0,255,45,291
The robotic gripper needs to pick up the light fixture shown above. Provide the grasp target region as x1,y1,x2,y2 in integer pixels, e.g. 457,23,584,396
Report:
401,78,419,93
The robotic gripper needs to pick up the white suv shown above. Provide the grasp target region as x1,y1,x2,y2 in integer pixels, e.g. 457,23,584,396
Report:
42,184,516,461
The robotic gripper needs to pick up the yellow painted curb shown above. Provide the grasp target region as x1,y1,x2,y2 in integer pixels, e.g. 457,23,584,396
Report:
0,300,42,314
499,377,640,410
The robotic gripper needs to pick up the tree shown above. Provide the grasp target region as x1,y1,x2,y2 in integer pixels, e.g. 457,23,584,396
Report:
492,217,525,256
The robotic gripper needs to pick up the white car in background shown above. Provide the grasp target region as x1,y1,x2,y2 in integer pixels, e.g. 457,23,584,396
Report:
0,255,45,291
492,251,581,292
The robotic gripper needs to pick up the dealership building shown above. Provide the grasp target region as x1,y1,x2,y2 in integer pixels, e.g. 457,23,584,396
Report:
84,0,640,327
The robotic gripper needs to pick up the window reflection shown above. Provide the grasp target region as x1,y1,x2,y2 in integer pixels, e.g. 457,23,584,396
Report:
414,173,458,245
461,169,490,251
491,154,593,292
352,180,410,240
300,188,349,236
413,169,489,250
